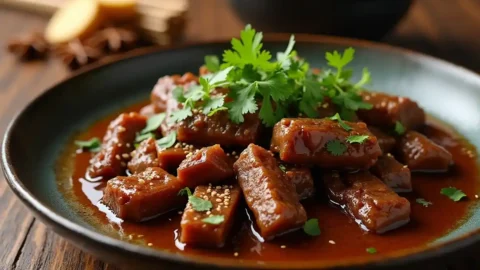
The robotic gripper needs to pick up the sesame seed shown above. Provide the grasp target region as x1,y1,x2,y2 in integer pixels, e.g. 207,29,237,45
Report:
122,153,130,159
211,191,217,196
203,195,209,200
117,143,122,147
216,186,221,190
226,153,231,156
148,243,153,246
178,211,183,215
387,153,392,157
280,245,286,249
115,155,121,160
329,240,336,244
128,235,133,240
138,179,145,184
194,217,198,220
138,235,143,237
126,143,131,147
476,195,479,199
206,211,211,215
232,151,237,155
403,165,408,168
234,252,239,257
216,198,222,202
118,126,126,132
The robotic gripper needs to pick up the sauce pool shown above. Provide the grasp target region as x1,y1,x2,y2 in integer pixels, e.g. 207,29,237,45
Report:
57,102,480,267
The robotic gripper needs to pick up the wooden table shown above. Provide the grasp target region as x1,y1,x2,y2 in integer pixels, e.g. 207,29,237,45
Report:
0,1,479,269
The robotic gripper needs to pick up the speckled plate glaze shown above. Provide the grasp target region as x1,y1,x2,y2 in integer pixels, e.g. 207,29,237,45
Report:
2,35,480,270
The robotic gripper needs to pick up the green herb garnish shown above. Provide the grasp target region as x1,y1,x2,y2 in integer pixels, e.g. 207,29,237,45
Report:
326,140,347,156
279,164,287,172
366,247,377,254
346,135,369,144
303,218,321,236
202,215,225,224
75,138,101,152
140,113,165,134
416,198,433,207
170,25,372,127
135,132,155,143
394,121,406,135
329,113,352,131
204,55,220,72
156,132,176,149
441,187,467,202
178,187,213,212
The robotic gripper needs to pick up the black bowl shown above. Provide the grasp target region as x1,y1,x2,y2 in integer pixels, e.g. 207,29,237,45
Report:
228,0,413,40
2,35,480,269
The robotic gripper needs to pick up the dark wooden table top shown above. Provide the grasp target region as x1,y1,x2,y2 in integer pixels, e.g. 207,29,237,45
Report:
0,0,479,269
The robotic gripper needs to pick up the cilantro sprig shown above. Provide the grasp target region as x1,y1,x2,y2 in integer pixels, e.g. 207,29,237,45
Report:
202,215,224,224
75,138,101,152
170,25,372,127
416,198,433,207
303,218,321,236
441,187,467,202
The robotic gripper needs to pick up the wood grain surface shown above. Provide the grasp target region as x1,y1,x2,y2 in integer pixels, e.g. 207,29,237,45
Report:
0,0,479,269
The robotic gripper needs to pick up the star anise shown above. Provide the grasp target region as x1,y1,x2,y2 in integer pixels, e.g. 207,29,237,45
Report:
85,26,139,53
7,32,49,61
54,39,103,70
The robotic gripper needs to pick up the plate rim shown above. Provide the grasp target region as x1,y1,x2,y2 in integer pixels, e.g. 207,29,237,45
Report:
2,33,480,269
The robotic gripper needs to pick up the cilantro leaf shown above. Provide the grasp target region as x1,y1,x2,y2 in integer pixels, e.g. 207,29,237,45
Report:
326,47,355,72
303,218,321,236
204,55,220,72
178,187,213,212
202,215,224,224
257,72,291,102
208,106,228,116
189,196,213,211
329,113,352,131
227,84,258,123
203,95,225,115
178,187,192,197
208,66,234,86
135,132,155,143
259,97,278,126
141,113,165,134
346,135,369,144
223,25,276,71
394,121,406,135
366,247,377,254
172,86,186,103
169,107,192,123
354,68,371,89
326,140,347,156
441,187,467,202
277,35,295,66
279,164,286,172
75,138,101,152
156,132,176,149
416,198,433,207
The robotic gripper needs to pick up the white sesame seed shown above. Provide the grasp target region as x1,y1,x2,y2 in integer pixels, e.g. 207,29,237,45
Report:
148,243,153,246
126,143,131,147
128,235,133,240
178,211,183,215
138,179,145,184
216,198,222,202
206,211,211,215
115,155,121,160
234,252,239,257
476,195,479,199
329,240,336,244
194,217,198,220
122,153,130,159
117,143,122,147
280,245,286,249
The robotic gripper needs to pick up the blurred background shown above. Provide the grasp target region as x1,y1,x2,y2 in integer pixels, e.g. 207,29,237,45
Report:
2,0,480,72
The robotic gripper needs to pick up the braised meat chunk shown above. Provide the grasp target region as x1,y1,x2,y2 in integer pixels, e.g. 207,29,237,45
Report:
128,138,158,174
234,144,307,240
284,166,315,200
369,126,397,154
271,118,382,169
89,112,147,180
357,92,425,131
324,171,411,233
178,144,234,187
103,167,185,222
172,110,262,147
157,147,190,172
371,154,412,192
398,131,453,172
180,184,241,248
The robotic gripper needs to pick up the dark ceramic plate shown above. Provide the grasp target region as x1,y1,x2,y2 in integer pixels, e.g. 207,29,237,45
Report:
2,35,480,270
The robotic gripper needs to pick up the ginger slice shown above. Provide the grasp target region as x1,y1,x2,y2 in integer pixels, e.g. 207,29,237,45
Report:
98,0,137,21
45,0,103,44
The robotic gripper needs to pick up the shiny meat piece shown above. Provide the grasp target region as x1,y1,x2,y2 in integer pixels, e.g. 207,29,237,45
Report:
103,167,185,221
128,138,158,174
285,167,315,200
324,171,411,233
234,144,307,239
151,73,198,113
157,147,189,172
178,144,234,187
89,112,147,180
271,118,382,169
371,154,412,192
180,185,241,248
369,126,397,154
172,110,262,147
398,131,453,172
357,92,425,131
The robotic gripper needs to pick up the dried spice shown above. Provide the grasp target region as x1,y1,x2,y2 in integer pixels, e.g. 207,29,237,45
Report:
54,39,103,70
85,26,139,53
7,32,49,61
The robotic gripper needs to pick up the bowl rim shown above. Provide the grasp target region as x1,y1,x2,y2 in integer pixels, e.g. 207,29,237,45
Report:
2,33,480,269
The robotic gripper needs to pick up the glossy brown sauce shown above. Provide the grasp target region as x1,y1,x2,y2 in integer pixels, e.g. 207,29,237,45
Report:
58,102,480,267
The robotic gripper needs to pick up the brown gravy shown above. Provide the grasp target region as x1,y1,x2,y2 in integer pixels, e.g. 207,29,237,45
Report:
57,101,480,266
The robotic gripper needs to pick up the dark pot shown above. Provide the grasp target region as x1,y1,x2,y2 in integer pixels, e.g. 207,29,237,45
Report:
228,0,413,40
